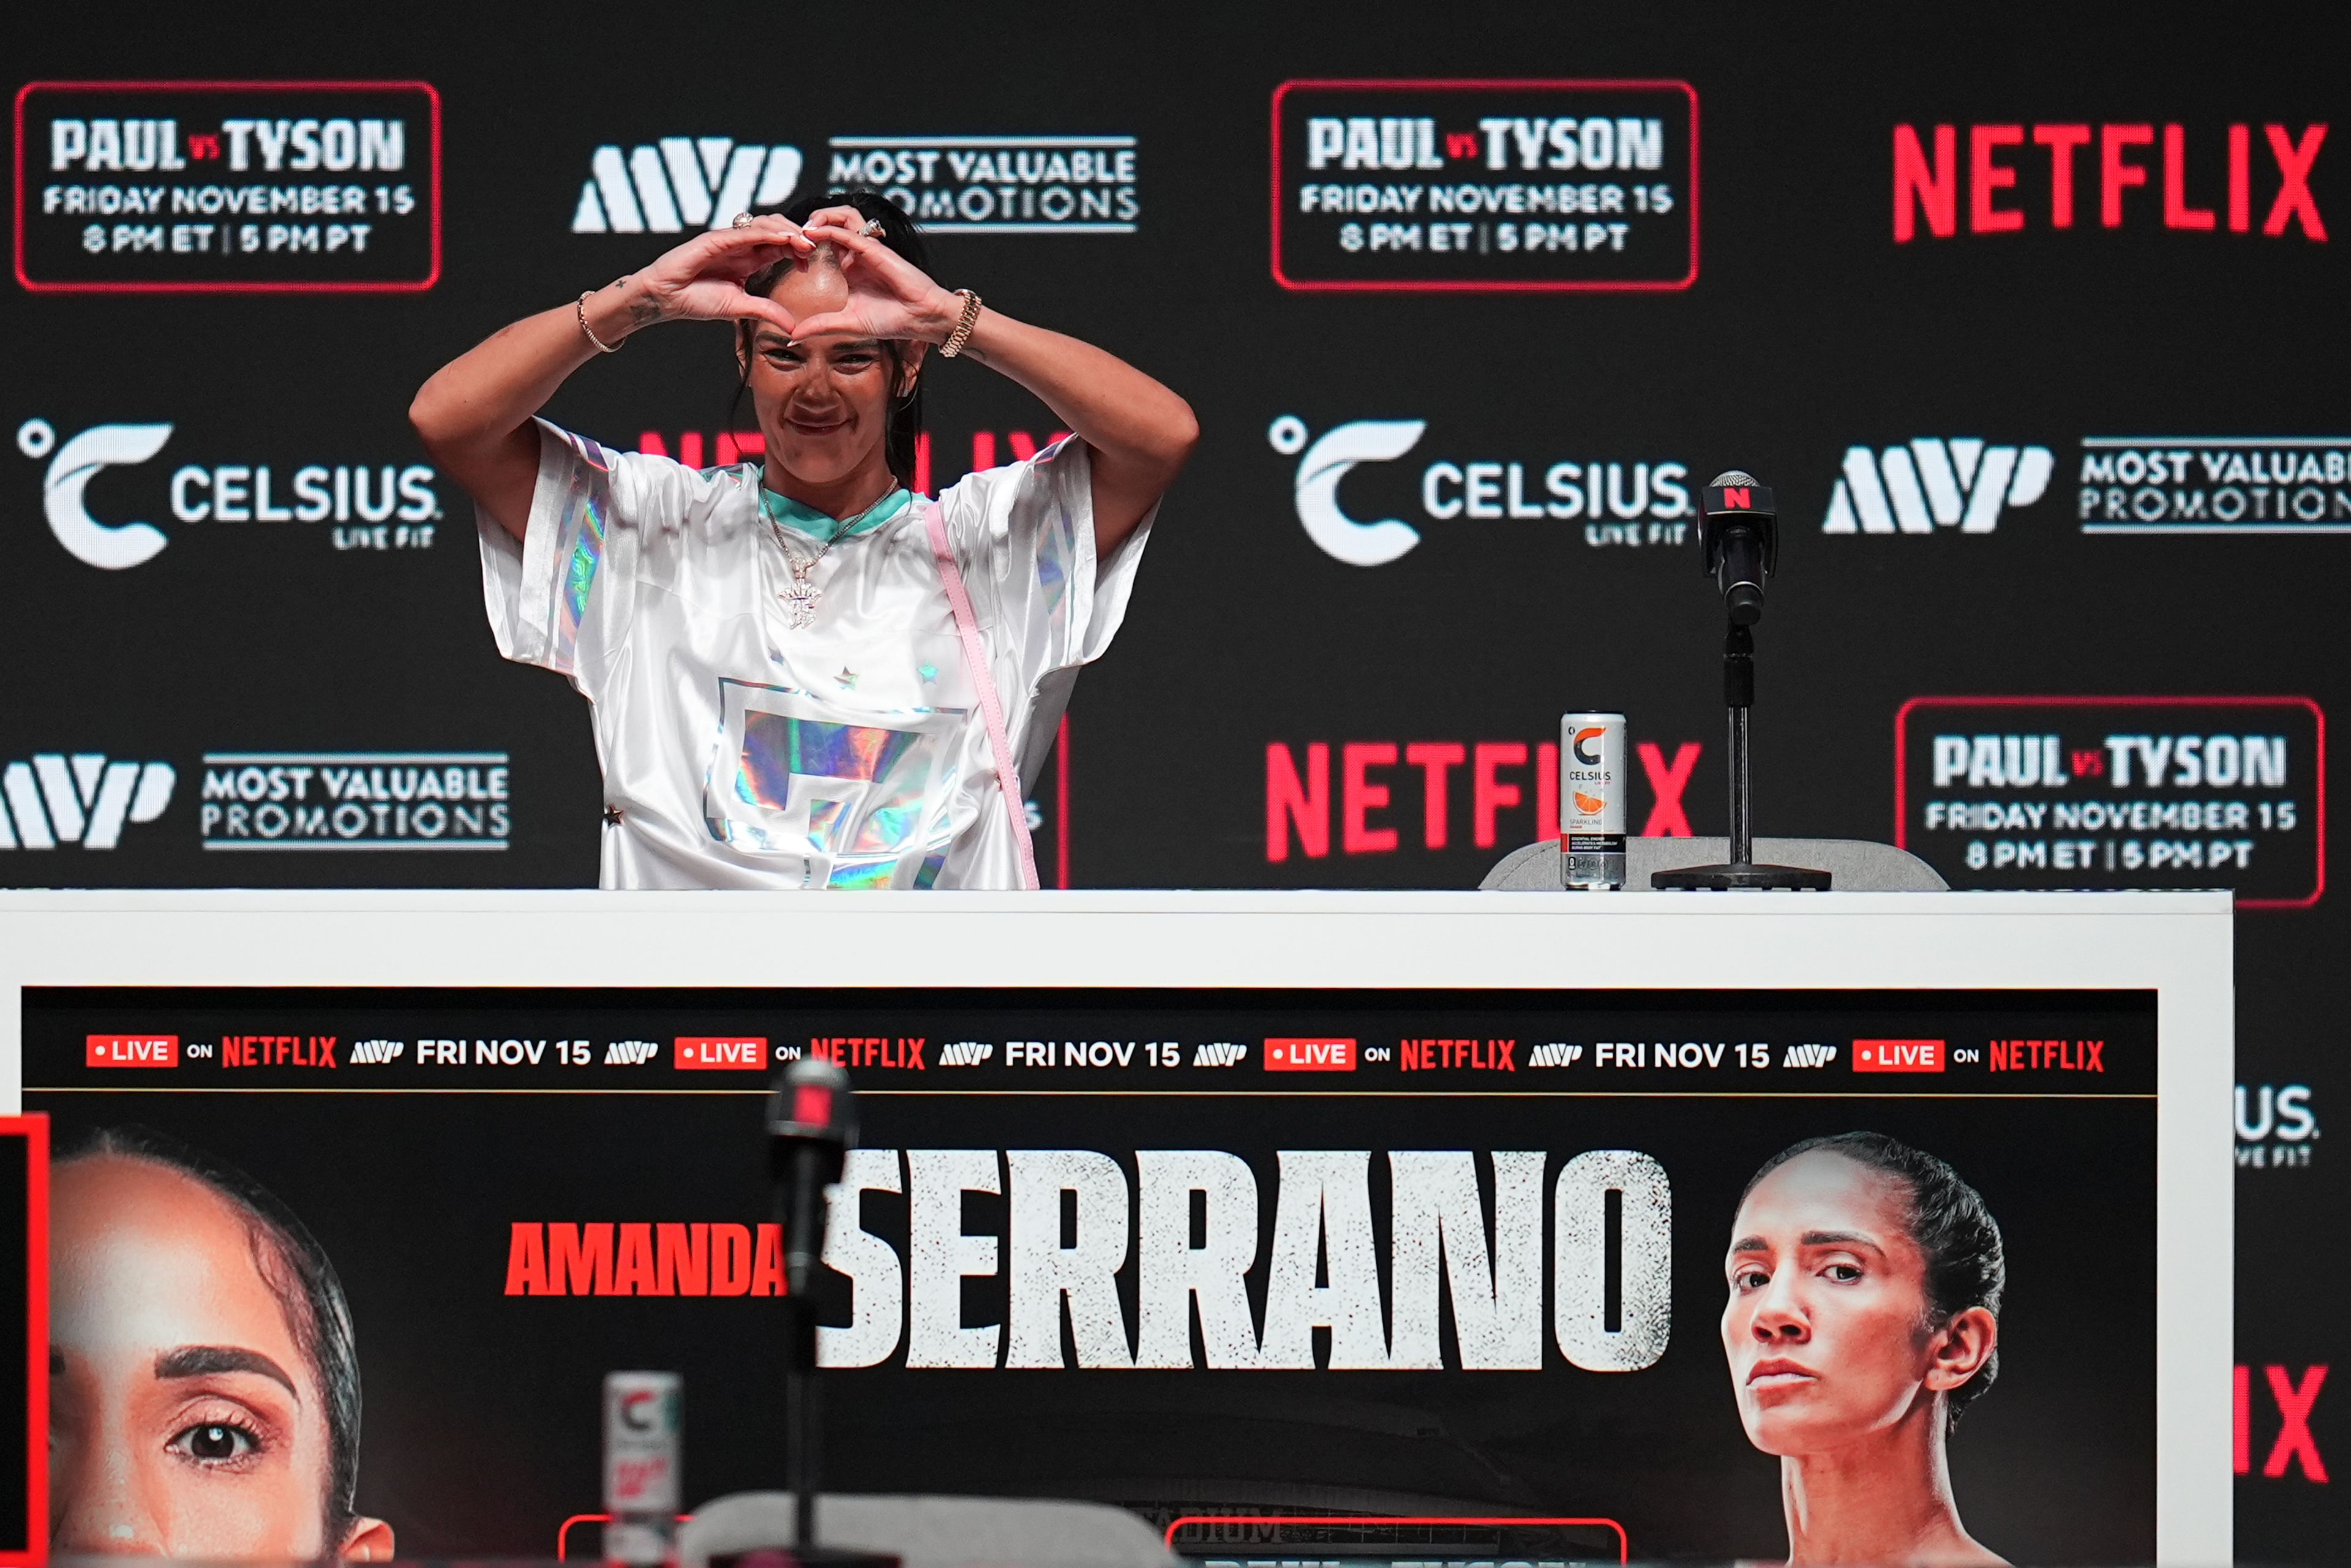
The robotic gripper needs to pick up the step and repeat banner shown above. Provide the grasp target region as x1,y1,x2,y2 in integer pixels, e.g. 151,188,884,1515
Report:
3,3,2340,1556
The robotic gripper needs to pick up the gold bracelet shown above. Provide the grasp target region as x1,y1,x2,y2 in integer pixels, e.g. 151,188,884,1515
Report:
939,288,983,358
577,279,627,354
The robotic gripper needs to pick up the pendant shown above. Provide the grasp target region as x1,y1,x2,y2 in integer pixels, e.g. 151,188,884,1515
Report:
782,580,820,629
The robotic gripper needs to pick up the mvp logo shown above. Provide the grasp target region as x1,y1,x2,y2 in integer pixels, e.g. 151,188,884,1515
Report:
604,1040,661,1065
1192,1042,1250,1067
347,1040,406,1064
571,138,803,233
1528,1043,1585,1067
1824,439,2053,534
0,754,174,850
936,1041,995,1067
1782,1043,1839,1068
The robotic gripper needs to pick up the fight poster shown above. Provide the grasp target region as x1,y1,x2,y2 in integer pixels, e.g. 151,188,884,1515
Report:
27,986,2153,1563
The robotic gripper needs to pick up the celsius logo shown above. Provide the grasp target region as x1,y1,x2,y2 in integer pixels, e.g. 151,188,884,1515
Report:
1269,415,1693,566
0,754,175,851
22,418,173,569
570,137,804,233
1822,438,2054,535
20,417,442,568
2238,1082,2317,1169
1270,415,1427,565
1572,727,1607,765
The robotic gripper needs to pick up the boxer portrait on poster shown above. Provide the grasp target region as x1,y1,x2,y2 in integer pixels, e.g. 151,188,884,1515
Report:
1723,1132,2006,1567
47,1128,391,1561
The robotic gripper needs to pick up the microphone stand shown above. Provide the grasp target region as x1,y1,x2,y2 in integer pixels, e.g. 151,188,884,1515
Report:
1652,473,1831,891
765,1060,858,1563
782,1144,825,1554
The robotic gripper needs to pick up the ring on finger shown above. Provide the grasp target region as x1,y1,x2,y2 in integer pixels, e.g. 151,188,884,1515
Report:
860,218,884,238
732,212,754,228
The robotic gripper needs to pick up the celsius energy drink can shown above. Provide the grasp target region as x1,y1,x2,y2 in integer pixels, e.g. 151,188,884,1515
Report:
1559,713,1627,890
604,1371,681,1565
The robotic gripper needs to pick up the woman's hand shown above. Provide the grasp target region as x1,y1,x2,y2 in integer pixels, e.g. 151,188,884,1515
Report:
622,214,816,334
789,220,964,342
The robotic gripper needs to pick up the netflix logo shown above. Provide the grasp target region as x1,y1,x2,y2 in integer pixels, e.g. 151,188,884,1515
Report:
220,1035,337,1068
1989,1038,2105,1073
1400,1038,1518,1071
1266,737,1701,861
637,427,1068,501
2239,1364,2328,1482
1893,121,2327,241
84,1034,178,1068
808,1037,928,1071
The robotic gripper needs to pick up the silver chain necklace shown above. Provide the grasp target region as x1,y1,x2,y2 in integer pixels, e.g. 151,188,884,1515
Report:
762,486,907,630
768,516,846,631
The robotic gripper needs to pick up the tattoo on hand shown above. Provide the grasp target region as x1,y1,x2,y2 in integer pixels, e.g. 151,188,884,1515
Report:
625,290,664,328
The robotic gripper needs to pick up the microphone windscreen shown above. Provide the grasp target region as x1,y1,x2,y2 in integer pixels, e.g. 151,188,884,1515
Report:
769,1057,856,1144
1708,469,1760,488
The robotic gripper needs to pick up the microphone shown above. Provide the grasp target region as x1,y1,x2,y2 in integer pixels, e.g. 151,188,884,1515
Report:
767,1057,856,1302
1698,469,1778,627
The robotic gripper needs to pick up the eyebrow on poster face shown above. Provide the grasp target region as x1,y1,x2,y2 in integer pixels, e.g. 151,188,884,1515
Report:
153,1344,302,1401
1729,1229,1886,1255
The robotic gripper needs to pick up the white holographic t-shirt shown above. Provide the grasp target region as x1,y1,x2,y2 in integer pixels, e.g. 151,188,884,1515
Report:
477,418,1152,890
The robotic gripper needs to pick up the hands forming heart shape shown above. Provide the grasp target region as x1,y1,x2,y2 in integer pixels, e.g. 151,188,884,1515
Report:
629,206,959,345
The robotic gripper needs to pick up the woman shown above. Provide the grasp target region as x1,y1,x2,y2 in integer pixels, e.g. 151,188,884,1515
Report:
50,1127,391,1560
410,192,1196,889
1720,1131,2006,1567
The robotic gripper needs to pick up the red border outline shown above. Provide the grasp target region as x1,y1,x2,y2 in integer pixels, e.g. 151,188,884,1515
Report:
1269,78,1700,294
0,1116,48,1567
1893,695,2326,910
1166,1514,1627,1563
15,80,443,293
556,1514,687,1561
1055,713,1071,890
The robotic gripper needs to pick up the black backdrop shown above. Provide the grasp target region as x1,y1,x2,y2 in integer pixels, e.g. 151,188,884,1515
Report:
4,2,2341,1556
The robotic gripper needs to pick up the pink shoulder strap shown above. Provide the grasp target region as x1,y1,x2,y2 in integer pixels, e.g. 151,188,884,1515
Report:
923,498,1042,890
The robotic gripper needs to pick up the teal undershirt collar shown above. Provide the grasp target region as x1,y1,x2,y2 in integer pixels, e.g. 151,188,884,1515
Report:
756,480,912,546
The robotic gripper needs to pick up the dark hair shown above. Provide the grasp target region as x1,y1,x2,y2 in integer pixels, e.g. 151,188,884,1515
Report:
1741,1131,2005,1428
59,1126,364,1545
732,188,929,489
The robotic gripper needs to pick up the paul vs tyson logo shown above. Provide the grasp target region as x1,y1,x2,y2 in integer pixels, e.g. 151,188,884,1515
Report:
1269,414,1693,567
18,415,441,568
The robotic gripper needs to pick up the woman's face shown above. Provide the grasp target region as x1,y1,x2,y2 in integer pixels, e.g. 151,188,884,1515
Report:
48,1155,386,1559
743,251,913,490
1720,1150,1965,1457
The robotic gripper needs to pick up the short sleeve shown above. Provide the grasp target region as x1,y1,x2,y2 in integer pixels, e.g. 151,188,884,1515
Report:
476,418,729,690
932,437,1156,686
